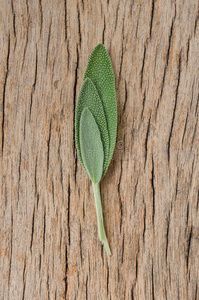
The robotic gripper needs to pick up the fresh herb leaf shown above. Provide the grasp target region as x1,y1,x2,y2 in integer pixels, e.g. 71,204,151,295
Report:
84,43,117,174
75,78,109,177
79,107,104,184
75,43,117,256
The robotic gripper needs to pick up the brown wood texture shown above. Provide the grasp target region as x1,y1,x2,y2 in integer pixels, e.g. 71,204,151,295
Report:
1,0,199,299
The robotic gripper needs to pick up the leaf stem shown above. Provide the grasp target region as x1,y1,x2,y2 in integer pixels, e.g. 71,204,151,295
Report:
92,182,111,256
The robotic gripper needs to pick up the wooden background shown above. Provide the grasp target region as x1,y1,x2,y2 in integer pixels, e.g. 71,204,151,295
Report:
1,0,199,299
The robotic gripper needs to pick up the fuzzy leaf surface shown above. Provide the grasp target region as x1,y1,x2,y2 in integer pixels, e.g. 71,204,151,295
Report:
84,43,117,174
79,107,104,183
75,78,109,176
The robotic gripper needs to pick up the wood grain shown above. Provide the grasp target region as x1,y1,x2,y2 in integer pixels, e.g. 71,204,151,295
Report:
0,0,199,299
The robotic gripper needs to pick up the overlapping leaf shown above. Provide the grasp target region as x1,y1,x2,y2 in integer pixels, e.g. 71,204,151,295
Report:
75,78,109,177
75,43,117,180
79,107,104,183
74,43,117,256
84,43,117,174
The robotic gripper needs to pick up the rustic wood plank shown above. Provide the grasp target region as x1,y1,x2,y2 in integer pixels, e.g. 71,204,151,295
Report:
0,0,199,299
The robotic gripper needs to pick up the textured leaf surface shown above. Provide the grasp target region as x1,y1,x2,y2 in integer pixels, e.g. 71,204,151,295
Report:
84,43,117,172
79,107,104,183
75,78,109,176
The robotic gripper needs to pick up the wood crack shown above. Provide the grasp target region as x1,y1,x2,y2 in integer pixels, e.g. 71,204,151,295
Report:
107,263,109,295
144,113,151,169
65,244,68,300
141,90,146,119
135,251,138,281
119,81,128,125
175,168,179,199
118,159,123,232
22,258,27,300
195,282,198,300
30,205,35,253
58,132,64,201
118,16,125,82
102,15,106,44
143,197,146,243
149,0,155,38
47,272,50,300
30,46,38,117
165,210,170,261
52,180,55,209
152,259,155,299
39,0,43,36
47,119,52,172
181,112,188,146
186,226,192,269
67,41,70,68
18,146,22,205
43,206,46,254
131,285,135,300
156,11,176,116
123,80,128,115
121,234,124,263
81,0,84,10
21,0,30,71
23,114,26,141
73,46,79,183
133,178,138,206
11,0,16,49
168,53,181,163
77,2,81,46
86,276,88,300
68,179,71,245
35,156,38,196
64,0,67,40
79,223,83,263
186,37,190,66
151,156,155,224
194,11,199,35
8,208,13,286
2,33,10,154
140,43,146,89
46,19,52,69
100,244,104,263
195,94,199,117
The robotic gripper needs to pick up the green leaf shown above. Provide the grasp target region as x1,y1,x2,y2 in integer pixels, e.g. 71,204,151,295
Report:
79,107,104,184
84,43,117,174
74,44,117,256
75,78,109,176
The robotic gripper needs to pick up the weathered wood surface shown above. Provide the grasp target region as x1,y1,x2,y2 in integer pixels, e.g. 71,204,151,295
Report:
0,0,199,299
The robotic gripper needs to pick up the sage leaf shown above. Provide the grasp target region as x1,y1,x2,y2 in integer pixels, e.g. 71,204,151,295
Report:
75,78,109,177
84,43,117,174
79,107,104,184
75,44,117,256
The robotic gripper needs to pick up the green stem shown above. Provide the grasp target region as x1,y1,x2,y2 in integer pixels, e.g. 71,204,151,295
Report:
92,182,111,256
